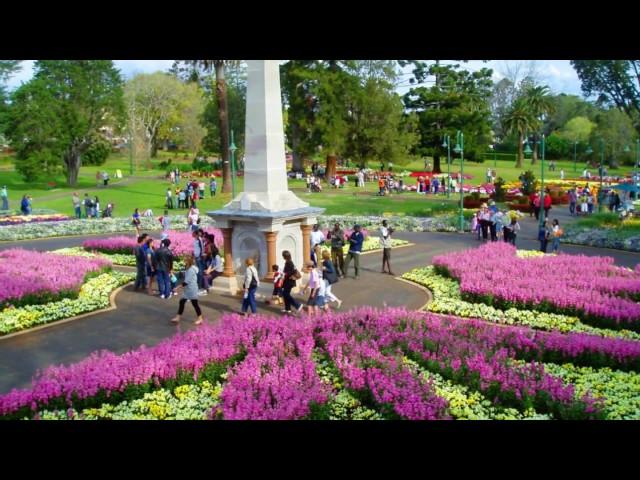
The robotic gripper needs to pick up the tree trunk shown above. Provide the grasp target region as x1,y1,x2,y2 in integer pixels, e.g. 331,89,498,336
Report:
290,126,305,172
531,134,538,165
432,154,442,174
515,133,523,168
150,137,159,159
215,61,232,193
326,154,337,181
65,149,81,187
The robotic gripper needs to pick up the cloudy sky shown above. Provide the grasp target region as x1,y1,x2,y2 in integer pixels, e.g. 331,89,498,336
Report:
4,60,584,96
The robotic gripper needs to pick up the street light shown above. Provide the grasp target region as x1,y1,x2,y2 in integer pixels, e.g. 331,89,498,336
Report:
128,130,133,176
598,138,605,213
442,135,451,198
454,131,464,232
229,130,238,198
539,134,546,230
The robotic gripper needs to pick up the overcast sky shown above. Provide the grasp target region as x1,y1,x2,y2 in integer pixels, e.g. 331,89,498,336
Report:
4,60,584,97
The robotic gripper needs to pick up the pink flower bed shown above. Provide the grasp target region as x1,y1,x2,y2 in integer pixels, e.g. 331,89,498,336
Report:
82,229,223,257
432,243,640,330
0,249,111,308
1,307,625,420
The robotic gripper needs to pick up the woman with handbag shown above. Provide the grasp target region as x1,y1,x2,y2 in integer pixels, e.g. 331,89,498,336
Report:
170,254,205,325
240,258,259,316
281,250,303,314
321,250,342,308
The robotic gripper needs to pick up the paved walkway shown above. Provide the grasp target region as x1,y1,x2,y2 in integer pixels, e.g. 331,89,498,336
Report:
0,210,638,394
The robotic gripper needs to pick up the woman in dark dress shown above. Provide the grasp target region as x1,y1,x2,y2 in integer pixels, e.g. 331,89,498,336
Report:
281,250,303,314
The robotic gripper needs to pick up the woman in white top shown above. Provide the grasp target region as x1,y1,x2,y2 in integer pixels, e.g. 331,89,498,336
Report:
241,258,260,315
204,246,224,288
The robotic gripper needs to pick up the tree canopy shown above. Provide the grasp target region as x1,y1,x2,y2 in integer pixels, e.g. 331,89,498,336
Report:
6,60,124,185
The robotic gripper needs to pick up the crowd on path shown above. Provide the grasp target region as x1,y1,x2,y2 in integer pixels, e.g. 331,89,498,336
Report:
129,216,397,324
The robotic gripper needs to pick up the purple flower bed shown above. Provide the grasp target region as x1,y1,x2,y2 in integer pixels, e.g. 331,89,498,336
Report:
82,229,223,257
0,249,111,308
2,307,625,420
432,243,640,331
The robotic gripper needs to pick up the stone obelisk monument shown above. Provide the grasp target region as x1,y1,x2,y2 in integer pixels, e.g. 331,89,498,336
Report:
209,60,324,292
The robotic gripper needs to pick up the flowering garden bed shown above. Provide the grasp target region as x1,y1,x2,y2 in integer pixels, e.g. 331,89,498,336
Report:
431,243,640,332
3,305,640,420
0,215,216,242
0,249,112,309
0,271,134,336
0,213,72,227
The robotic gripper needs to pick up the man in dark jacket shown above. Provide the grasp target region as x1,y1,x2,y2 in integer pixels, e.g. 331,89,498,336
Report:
155,238,174,299
134,234,148,291
343,224,364,279
329,223,346,278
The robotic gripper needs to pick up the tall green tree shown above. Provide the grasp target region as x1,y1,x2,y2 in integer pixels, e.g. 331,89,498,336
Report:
0,61,22,140
589,108,636,167
523,85,555,164
173,60,241,193
557,116,596,143
6,60,123,186
502,98,535,169
201,79,246,161
403,61,494,173
571,60,640,133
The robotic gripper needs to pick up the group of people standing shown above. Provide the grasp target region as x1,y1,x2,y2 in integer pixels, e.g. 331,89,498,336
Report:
472,201,521,245
73,193,113,219
567,185,595,216
167,177,217,210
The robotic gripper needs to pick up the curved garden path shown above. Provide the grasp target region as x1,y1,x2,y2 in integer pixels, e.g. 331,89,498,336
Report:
0,209,638,394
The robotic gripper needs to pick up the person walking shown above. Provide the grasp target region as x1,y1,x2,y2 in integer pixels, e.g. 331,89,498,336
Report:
155,238,174,299
344,224,364,279
72,192,81,219
160,209,171,234
380,220,394,275
281,250,303,314
198,180,205,199
551,219,562,253
303,261,320,315
132,208,141,236
533,193,541,220
240,258,259,316
568,189,577,216
171,254,204,325
538,219,551,253
328,223,346,278
507,216,520,246
320,249,342,308
192,229,207,294
178,189,186,209
543,190,552,218
210,177,217,197
310,224,325,267
103,171,109,187
84,194,92,219
94,196,100,219
166,188,173,209
134,234,148,291
1,185,8,211
143,236,156,295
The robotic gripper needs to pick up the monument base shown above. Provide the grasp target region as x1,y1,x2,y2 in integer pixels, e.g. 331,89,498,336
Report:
211,275,239,295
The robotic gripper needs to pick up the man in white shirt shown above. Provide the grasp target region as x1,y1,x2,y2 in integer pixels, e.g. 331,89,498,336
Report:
310,224,325,267
380,220,394,275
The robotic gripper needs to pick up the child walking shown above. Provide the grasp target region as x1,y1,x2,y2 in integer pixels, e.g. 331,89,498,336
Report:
268,264,284,305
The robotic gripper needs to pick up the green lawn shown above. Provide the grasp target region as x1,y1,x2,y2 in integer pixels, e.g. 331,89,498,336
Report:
2,151,637,218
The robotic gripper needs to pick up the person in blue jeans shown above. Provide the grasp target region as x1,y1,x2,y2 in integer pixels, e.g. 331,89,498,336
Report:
155,238,174,299
1,186,8,211
241,258,259,315
344,224,364,279
134,234,148,291
192,229,207,294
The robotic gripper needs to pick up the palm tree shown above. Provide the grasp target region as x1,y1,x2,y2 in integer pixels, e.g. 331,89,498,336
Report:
503,98,534,169
178,60,241,194
523,85,555,164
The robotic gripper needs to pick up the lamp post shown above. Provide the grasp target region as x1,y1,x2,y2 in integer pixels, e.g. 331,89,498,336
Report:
229,130,238,198
128,130,133,175
441,135,451,198
598,138,604,213
453,131,464,232
539,134,546,230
